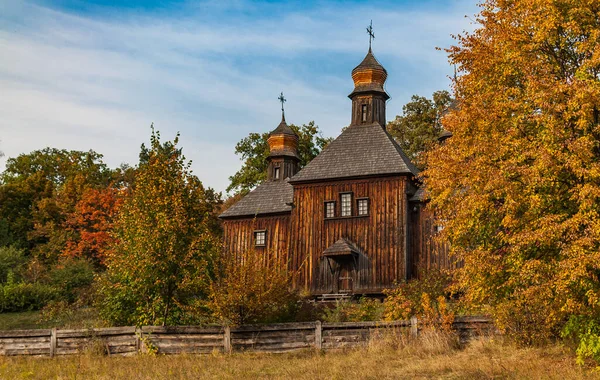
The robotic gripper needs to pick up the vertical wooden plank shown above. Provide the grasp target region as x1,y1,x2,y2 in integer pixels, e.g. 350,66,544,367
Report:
50,328,56,357
224,326,231,353
135,327,141,354
410,316,418,338
314,321,322,350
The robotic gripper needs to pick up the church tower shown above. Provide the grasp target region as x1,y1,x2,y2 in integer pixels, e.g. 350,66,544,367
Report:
349,23,389,128
267,93,300,181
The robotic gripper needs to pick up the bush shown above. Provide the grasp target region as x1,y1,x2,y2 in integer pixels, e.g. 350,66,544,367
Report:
0,246,27,284
48,258,95,303
383,269,452,321
321,297,384,323
0,281,60,312
208,249,298,325
562,315,600,366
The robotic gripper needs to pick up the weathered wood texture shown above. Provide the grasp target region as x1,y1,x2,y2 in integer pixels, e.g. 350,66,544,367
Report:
409,203,454,279
290,176,408,294
222,214,290,264
0,316,494,357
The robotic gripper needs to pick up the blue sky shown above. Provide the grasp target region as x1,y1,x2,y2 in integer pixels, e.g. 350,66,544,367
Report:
0,0,478,193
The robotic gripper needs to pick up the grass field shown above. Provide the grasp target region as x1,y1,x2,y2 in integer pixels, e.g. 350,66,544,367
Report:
0,308,104,331
0,334,596,379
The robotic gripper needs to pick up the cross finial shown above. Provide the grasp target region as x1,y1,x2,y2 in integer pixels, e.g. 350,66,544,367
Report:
278,91,287,118
366,20,375,50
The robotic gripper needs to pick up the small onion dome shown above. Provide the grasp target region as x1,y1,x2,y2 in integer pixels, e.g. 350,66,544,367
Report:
268,115,300,160
349,48,389,99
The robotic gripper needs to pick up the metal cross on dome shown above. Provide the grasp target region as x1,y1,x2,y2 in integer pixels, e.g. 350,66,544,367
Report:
366,20,375,49
278,92,286,114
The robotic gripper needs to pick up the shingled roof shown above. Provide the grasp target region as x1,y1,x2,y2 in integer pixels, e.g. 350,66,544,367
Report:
219,179,293,218
289,123,419,183
351,48,387,76
323,238,364,257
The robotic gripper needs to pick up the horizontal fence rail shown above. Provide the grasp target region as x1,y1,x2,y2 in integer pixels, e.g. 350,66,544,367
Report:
0,316,494,357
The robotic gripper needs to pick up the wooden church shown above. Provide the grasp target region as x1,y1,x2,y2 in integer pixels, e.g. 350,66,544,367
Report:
219,41,449,297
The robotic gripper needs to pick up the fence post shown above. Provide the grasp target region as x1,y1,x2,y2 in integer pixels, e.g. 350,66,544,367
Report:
135,327,142,354
314,321,322,350
50,328,57,357
223,326,231,354
410,316,418,339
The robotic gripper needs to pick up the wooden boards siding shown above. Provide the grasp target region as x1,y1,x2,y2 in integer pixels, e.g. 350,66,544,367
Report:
409,204,454,279
290,176,407,294
222,214,291,265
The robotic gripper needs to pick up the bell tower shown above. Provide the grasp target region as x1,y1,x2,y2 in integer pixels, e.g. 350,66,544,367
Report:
349,21,390,128
267,92,300,181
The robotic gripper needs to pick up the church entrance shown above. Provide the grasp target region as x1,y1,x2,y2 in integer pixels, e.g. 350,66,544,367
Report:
337,260,354,293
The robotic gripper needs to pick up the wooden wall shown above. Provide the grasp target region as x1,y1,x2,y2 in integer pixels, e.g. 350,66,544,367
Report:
221,214,291,264
409,203,454,278
290,176,409,294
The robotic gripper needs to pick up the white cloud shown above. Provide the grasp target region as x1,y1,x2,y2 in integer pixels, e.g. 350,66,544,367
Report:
0,0,478,193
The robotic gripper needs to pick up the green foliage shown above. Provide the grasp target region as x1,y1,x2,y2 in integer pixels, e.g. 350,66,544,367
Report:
320,297,384,323
0,280,60,312
563,316,600,367
0,246,27,284
387,90,453,169
227,121,332,195
383,270,452,321
48,258,95,303
0,148,111,251
98,126,221,326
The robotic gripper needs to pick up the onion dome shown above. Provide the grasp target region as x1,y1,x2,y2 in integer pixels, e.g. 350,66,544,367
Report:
349,47,389,99
268,113,300,160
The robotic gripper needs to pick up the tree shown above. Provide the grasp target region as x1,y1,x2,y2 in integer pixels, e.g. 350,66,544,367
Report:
63,187,124,267
227,121,332,195
424,0,600,347
98,127,222,326
0,149,110,252
387,90,453,169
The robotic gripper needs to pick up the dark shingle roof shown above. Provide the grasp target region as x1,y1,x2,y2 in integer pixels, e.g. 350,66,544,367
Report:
219,179,293,218
270,115,296,136
351,48,387,76
289,123,419,183
323,238,364,257
410,187,425,202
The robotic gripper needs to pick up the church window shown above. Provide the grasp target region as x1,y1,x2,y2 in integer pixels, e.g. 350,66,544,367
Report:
274,167,280,180
361,104,368,122
254,230,266,246
341,193,352,217
325,201,335,218
357,198,369,216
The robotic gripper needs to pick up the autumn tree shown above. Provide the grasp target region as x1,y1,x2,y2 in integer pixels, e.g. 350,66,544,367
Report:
424,0,600,348
98,127,222,326
63,187,123,267
0,149,110,252
387,90,453,169
227,121,332,195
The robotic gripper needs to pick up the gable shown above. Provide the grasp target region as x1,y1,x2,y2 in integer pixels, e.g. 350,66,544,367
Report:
289,123,418,184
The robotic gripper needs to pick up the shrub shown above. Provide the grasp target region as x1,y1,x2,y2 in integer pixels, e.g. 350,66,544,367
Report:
0,246,27,284
48,258,95,303
208,249,298,325
321,297,384,323
0,280,60,312
383,269,452,321
562,316,600,367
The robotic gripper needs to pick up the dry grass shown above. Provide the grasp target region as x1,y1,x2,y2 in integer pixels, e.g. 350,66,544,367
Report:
0,334,597,380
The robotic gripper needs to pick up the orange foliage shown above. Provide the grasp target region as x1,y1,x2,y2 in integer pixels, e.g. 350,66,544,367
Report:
63,187,123,266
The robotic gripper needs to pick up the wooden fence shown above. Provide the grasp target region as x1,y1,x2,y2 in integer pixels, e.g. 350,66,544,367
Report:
0,316,493,357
